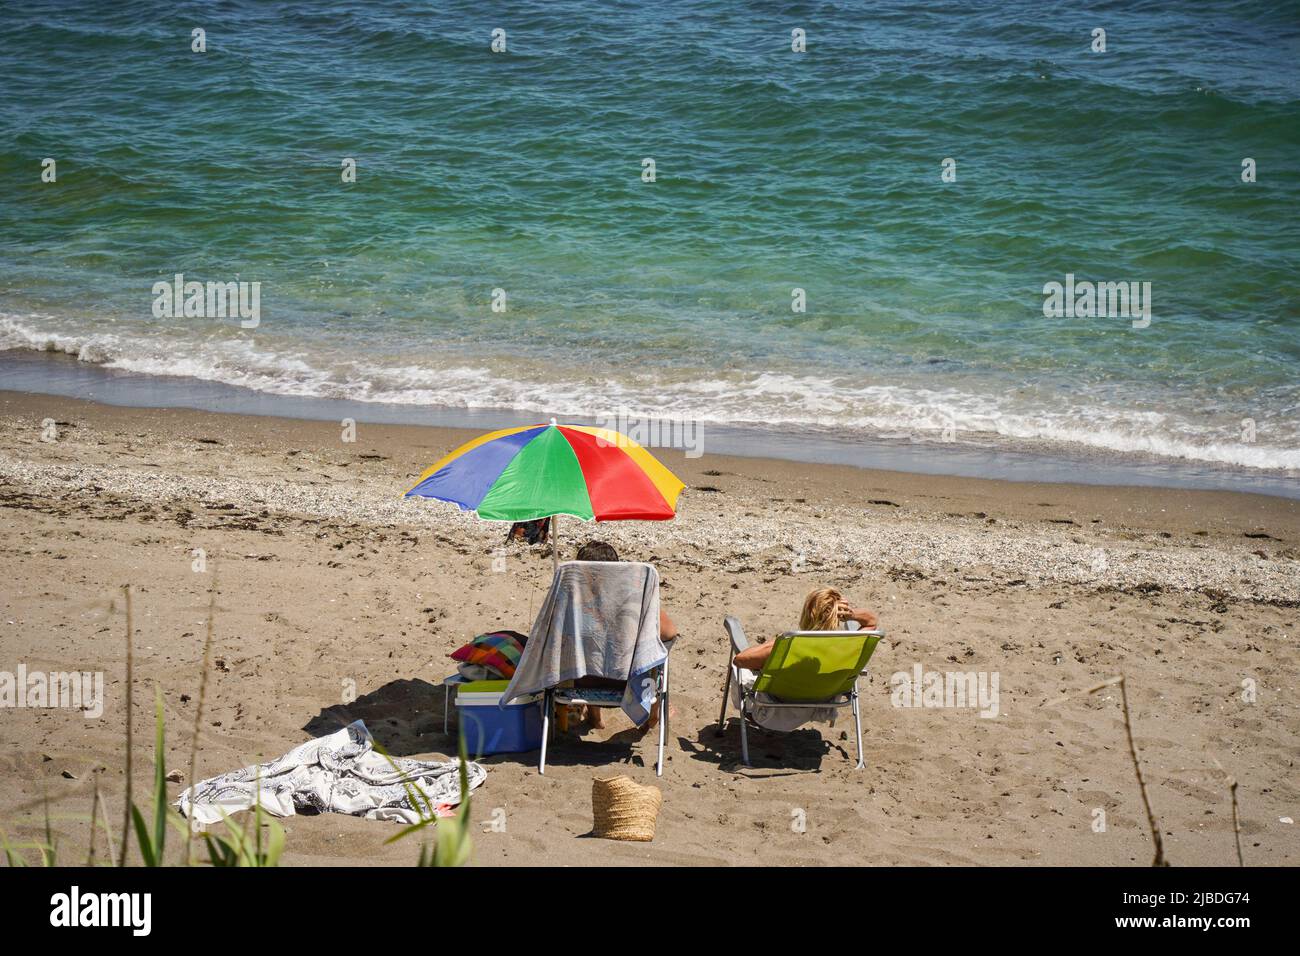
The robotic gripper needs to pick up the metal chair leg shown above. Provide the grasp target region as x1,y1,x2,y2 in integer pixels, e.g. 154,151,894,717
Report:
663,688,670,747
717,664,732,733
852,681,865,770
656,666,667,777
739,699,751,766
656,710,665,776
539,690,551,775
663,654,670,744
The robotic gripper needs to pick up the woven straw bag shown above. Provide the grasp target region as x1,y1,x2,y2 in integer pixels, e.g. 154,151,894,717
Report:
591,775,663,842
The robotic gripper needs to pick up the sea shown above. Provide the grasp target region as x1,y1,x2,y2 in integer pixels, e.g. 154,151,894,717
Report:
2,1,1298,496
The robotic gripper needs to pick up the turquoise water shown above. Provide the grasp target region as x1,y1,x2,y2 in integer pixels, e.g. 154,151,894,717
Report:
2,1,1298,475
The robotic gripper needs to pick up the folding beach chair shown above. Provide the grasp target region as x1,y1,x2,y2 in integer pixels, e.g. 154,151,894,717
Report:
718,616,882,769
539,648,671,777
503,561,671,776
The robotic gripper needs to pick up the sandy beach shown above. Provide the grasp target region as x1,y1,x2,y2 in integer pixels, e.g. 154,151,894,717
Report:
1,388,1297,866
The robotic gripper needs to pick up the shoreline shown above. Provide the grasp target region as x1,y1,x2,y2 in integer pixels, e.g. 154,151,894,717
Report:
1,388,1298,866
3,387,1299,601
2,348,1297,501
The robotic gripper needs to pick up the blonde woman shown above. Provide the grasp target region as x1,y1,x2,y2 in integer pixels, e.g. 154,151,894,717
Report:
733,587,878,672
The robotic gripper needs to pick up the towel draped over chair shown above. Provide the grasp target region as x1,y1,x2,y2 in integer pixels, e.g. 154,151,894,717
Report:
502,560,667,726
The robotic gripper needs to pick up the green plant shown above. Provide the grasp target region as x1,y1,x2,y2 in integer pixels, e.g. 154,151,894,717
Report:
186,575,218,865
383,732,474,867
40,800,57,866
203,810,286,867
202,774,285,867
119,584,134,865
0,823,51,867
0,580,488,870
129,688,187,866
88,777,119,866
2,580,277,869
0,770,119,868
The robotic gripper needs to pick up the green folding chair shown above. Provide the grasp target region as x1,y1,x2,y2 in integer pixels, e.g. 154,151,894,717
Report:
718,616,883,769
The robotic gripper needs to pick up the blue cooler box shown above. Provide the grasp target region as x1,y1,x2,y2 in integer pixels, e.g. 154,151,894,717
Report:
454,680,543,755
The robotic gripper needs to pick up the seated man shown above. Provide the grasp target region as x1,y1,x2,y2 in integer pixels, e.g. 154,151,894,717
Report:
570,540,678,729
573,540,679,640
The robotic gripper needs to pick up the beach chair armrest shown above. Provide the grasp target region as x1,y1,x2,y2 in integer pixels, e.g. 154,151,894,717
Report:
723,616,750,653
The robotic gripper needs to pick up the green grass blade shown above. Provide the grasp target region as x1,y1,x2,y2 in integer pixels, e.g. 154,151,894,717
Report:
430,730,474,867
130,805,157,867
262,818,286,866
1,831,31,867
151,687,167,864
41,801,56,867
383,815,438,845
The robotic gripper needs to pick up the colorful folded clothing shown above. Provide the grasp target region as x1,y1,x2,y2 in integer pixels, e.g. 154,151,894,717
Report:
450,630,527,679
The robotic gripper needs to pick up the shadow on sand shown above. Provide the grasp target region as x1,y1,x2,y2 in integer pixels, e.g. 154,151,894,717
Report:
305,680,662,771
303,677,446,758
677,718,854,774
304,681,855,774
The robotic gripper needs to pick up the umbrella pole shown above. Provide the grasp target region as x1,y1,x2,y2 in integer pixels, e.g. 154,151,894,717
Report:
552,513,559,576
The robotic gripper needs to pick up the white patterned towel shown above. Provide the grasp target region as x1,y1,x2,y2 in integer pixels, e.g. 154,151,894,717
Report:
177,720,486,826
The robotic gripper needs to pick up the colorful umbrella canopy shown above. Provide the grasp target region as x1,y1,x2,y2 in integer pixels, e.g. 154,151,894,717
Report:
405,421,684,522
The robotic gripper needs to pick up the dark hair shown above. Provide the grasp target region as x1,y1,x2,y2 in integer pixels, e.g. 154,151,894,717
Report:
576,541,620,562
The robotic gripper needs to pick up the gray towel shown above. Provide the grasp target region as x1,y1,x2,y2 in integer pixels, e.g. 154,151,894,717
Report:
501,561,666,725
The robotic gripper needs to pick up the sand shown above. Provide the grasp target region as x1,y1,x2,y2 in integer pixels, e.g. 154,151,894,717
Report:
0,389,1297,866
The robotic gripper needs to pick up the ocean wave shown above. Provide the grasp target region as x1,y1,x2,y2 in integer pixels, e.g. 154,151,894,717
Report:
2,313,1296,474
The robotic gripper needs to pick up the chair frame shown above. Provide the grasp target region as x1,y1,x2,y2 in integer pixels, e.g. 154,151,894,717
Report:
718,616,882,769
441,673,470,735
538,642,671,776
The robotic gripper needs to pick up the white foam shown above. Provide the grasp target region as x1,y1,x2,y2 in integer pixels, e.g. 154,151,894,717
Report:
2,313,1297,473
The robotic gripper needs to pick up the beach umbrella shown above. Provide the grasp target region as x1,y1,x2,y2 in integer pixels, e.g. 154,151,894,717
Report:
404,419,685,569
